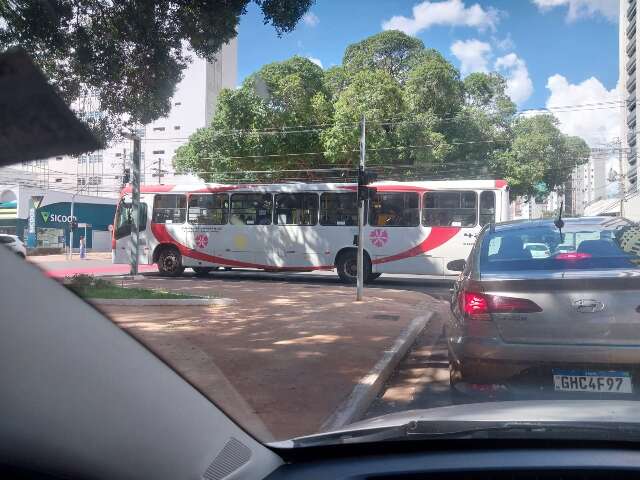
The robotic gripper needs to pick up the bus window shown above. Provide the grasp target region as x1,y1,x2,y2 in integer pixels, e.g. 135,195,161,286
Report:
423,191,477,227
369,192,419,227
114,201,147,239
320,193,358,226
275,193,319,226
152,195,186,224
479,191,496,226
188,194,229,225
230,193,273,225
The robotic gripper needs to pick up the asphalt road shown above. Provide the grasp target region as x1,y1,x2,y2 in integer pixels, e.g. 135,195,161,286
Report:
147,268,455,299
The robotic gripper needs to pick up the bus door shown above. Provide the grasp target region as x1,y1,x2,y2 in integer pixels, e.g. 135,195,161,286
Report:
227,192,273,267
272,193,321,268
113,195,150,264
367,191,441,275
150,193,187,259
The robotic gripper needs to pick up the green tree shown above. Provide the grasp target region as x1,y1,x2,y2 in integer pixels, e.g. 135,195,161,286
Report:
342,30,425,84
491,115,590,198
174,56,330,179
0,0,314,140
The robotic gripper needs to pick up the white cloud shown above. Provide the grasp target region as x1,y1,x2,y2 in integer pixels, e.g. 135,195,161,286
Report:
531,0,618,22
381,0,500,35
302,12,319,27
493,33,515,51
450,39,492,75
544,74,621,146
494,53,534,104
306,56,323,68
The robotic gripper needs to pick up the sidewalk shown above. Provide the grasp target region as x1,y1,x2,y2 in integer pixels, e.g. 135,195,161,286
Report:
28,251,113,262
97,276,438,441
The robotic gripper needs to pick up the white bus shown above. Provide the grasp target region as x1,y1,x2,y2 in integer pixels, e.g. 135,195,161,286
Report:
112,180,510,282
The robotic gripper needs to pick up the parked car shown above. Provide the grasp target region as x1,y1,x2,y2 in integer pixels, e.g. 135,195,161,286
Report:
0,234,26,258
446,217,640,402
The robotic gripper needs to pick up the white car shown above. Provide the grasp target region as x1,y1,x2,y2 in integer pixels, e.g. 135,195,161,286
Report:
524,242,551,258
0,234,26,258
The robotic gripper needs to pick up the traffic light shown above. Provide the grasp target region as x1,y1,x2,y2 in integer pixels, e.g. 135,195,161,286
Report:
357,167,378,202
122,168,131,184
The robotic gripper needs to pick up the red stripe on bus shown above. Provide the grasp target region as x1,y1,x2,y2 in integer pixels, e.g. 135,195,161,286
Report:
371,227,460,265
150,224,334,270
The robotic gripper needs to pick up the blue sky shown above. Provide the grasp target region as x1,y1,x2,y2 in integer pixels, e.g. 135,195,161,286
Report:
237,0,621,146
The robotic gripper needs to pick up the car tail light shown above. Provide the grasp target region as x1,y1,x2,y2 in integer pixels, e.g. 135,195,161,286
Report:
460,290,542,320
554,252,591,261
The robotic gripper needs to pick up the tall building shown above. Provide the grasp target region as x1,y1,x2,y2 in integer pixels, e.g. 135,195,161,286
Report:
620,0,639,191
4,39,237,197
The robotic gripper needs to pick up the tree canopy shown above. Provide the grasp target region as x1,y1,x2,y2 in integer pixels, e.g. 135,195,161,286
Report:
0,0,314,141
173,30,590,198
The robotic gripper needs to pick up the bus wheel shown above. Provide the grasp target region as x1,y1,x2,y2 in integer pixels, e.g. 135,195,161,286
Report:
336,250,370,284
193,267,213,276
367,272,382,282
157,247,184,277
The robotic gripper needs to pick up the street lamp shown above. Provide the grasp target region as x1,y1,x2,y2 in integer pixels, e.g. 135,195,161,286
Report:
607,168,627,218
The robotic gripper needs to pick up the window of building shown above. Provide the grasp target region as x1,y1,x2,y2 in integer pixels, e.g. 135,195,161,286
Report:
479,191,496,226
115,153,122,157
152,194,187,224
188,194,229,225
174,126,181,130
77,178,86,186
423,191,477,227
55,178,62,183
152,150,165,155
88,176,102,185
55,156,63,161
153,127,165,132
275,193,319,226
174,102,182,106
320,193,358,226
230,193,272,225
369,192,419,227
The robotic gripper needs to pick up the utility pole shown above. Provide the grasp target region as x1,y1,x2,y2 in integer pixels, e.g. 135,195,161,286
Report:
356,115,366,301
152,158,167,184
122,132,141,276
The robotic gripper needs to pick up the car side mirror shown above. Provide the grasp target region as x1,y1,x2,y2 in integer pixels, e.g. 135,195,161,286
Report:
447,259,466,272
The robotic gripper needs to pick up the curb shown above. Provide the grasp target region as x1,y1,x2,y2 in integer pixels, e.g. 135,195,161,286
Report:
320,311,433,432
90,297,236,306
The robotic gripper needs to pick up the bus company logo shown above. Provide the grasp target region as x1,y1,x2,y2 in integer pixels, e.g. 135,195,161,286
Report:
195,233,209,249
40,211,77,223
369,229,388,247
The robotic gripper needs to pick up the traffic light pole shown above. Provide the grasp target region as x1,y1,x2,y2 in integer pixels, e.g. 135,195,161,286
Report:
356,116,366,301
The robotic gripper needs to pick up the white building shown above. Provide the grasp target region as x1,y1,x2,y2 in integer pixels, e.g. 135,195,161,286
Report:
4,39,237,197
620,0,639,191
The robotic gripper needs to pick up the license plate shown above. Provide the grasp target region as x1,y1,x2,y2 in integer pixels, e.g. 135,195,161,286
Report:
553,369,632,394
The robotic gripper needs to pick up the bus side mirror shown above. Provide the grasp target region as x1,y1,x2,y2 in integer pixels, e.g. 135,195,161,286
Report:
447,259,466,272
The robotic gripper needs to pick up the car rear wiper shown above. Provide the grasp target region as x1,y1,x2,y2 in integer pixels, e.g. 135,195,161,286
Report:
291,420,640,447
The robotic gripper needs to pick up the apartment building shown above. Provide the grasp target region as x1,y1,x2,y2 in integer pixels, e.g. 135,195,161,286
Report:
620,0,639,191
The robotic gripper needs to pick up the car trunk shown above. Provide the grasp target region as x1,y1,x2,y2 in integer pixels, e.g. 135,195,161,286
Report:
475,270,640,346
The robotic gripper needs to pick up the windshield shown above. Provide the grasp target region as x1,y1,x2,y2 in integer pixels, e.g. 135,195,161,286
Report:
4,0,640,450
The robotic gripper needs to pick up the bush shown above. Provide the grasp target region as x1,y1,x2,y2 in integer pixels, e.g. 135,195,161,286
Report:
66,274,112,289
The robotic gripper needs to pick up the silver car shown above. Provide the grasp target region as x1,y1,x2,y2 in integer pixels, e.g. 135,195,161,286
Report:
446,216,640,401
0,234,26,258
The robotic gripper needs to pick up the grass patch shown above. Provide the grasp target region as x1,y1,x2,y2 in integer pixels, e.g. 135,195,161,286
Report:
65,274,199,300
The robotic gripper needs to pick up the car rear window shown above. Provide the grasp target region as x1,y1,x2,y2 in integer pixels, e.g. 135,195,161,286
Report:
480,224,640,272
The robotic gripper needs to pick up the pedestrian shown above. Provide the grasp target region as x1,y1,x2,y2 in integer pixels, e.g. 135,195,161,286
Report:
79,235,86,259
